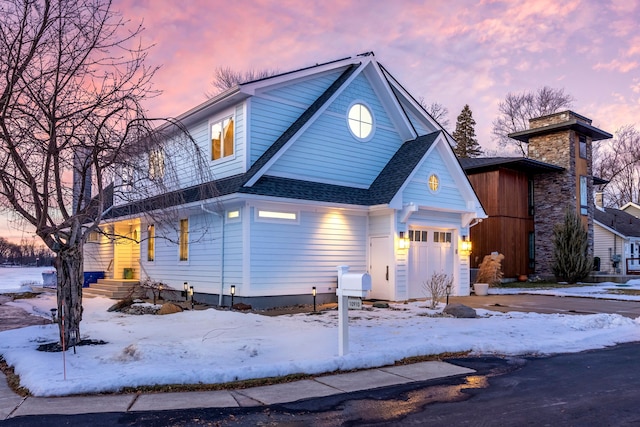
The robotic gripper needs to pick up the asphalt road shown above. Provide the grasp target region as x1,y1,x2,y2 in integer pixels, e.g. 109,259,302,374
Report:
4,342,640,426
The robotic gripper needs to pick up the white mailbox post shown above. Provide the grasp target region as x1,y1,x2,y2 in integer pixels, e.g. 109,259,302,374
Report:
336,265,372,356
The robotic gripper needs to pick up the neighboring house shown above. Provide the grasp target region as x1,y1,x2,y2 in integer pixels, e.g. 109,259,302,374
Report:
83,53,486,308
459,157,563,278
620,201,640,219
460,111,612,280
593,206,640,275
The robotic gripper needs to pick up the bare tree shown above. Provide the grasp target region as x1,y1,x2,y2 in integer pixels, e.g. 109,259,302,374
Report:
594,125,640,207
417,97,450,130
0,0,212,346
207,67,279,98
492,87,574,156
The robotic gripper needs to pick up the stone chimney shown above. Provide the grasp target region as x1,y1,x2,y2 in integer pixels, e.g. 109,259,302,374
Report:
508,111,612,277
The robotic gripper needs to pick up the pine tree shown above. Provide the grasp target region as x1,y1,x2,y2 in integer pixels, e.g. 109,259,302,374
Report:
452,104,483,158
552,209,593,283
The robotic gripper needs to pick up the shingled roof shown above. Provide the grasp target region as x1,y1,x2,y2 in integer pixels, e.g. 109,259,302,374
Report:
594,207,640,238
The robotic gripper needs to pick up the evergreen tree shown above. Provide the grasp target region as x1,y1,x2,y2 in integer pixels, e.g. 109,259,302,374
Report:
552,209,593,284
452,105,483,158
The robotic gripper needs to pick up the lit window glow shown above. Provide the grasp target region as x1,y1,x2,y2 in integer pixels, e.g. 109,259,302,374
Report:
348,103,373,139
428,174,439,192
258,210,297,220
227,210,240,219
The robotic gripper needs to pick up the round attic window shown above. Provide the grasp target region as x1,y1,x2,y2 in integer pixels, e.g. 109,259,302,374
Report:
347,103,373,140
428,174,440,192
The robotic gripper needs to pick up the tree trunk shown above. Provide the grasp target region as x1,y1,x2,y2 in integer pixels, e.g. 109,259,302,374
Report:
55,243,84,347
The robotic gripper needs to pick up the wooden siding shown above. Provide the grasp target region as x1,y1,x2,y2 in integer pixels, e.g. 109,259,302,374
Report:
267,74,401,187
467,168,534,278
249,206,367,296
249,97,306,163
83,232,114,276
140,212,222,293
402,147,468,212
249,71,343,163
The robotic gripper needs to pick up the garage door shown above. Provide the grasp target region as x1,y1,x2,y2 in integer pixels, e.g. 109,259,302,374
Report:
407,228,454,299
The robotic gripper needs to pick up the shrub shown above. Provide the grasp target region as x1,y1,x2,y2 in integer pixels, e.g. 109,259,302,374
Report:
475,252,504,286
552,209,592,283
422,272,453,309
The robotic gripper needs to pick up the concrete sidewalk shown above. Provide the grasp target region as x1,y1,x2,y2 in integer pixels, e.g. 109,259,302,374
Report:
1,360,474,419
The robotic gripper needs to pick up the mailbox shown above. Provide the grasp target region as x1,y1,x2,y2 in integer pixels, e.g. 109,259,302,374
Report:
337,269,371,298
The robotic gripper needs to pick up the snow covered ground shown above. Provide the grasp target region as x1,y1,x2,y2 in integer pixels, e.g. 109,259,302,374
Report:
1,268,640,397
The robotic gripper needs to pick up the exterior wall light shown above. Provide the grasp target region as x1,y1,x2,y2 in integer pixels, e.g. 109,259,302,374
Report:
460,236,472,255
398,231,410,250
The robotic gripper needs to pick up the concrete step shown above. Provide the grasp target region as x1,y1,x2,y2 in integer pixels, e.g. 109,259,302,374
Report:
85,279,143,300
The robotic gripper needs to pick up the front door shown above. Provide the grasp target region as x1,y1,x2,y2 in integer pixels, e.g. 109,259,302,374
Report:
629,241,640,273
408,228,454,299
369,236,392,301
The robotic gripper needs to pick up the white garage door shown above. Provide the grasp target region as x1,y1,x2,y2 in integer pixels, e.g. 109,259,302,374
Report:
407,228,454,299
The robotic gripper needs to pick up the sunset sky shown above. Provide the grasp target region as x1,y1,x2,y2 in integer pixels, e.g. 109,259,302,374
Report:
2,0,640,243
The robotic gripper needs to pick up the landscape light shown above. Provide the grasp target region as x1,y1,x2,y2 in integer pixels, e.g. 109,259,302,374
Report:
183,282,188,301
189,286,194,310
312,286,317,313
230,285,236,308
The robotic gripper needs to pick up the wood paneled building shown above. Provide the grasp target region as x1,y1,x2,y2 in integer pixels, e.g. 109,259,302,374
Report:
460,158,563,278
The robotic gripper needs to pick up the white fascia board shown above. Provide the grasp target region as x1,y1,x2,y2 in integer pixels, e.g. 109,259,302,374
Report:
620,201,640,212
239,193,369,213
380,66,442,132
244,61,368,187
363,62,416,142
240,56,364,96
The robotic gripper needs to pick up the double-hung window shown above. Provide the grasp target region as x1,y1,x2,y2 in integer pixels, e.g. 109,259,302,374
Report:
211,116,234,161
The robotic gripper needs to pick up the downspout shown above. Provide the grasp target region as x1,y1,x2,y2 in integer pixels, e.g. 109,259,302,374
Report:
201,204,225,306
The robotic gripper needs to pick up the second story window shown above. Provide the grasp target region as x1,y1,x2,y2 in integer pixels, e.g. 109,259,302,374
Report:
179,219,189,261
579,135,587,159
580,176,588,215
149,147,165,180
211,116,234,161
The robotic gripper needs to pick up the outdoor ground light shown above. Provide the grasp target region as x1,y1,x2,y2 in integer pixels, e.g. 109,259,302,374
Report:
312,286,317,313
183,282,188,301
189,286,194,310
158,284,163,301
446,282,452,305
230,285,236,308
50,308,57,323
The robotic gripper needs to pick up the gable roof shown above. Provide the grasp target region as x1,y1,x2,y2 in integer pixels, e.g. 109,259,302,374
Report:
594,207,640,238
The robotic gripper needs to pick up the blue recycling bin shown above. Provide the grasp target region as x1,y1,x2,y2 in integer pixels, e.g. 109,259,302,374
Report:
83,271,105,288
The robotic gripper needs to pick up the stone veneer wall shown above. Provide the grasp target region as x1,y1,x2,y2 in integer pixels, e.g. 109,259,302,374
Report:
527,112,594,278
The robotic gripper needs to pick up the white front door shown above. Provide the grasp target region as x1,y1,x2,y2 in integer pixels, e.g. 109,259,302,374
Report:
408,228,454,299
369,236,393,301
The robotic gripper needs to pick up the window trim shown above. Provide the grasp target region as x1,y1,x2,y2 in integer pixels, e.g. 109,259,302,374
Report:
347,101,375,141
210,115,235,162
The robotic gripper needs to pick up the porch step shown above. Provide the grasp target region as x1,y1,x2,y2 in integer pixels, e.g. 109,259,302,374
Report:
84,279,144,300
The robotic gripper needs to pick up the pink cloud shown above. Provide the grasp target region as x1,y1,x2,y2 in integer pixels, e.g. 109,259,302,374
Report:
594,59,639,73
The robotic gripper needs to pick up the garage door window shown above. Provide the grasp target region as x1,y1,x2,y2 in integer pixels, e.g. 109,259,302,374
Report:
433,231,451,243
409,230,429,242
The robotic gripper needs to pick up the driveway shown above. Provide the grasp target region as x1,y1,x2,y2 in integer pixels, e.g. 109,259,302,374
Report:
449,294,640,318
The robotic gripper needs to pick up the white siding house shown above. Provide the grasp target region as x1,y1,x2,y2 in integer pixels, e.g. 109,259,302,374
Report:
593,206,640,275
84,53,486,308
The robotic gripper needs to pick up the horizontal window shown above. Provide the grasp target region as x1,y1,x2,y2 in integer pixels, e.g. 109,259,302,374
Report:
258,210,297,220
